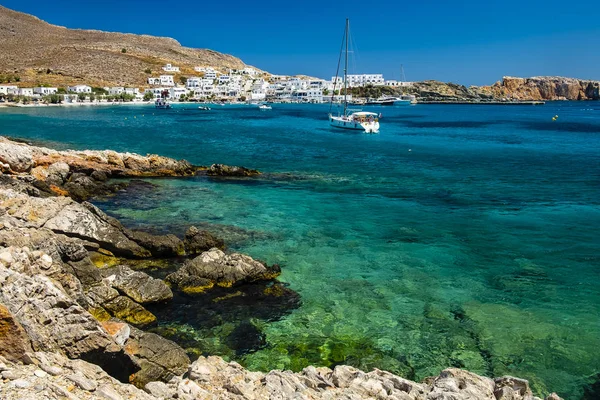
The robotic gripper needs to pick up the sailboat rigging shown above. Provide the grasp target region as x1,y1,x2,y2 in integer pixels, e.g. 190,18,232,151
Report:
328,19,380,134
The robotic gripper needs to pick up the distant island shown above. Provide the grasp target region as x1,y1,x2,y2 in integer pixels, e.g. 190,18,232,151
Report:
0,5,598,104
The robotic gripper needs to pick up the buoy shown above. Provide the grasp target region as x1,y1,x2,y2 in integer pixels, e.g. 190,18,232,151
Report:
408,149,412,152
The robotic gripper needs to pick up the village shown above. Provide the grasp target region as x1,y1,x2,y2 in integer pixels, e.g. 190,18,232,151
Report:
0,63,413,105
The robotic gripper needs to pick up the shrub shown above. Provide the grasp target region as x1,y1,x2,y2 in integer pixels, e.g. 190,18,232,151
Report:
121,48,127,53
143,92,154,101
144,68,152,74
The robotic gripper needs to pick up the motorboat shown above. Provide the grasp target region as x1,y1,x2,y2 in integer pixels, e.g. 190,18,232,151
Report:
155,98,171,109
258,104,272,110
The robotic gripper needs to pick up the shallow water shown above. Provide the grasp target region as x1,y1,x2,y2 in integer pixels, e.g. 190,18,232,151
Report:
2,102,599,398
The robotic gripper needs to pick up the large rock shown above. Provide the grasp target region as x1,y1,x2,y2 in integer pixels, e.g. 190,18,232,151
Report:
165,248,280,292
0,351,154,400
0,303,33,362
0,141,33,172
184,225,225,255
125,229,185,257
103,296,157,327
206,163,261,177
0,249,139,382
124,326,190,387
43,201,151,258
110,265,173,304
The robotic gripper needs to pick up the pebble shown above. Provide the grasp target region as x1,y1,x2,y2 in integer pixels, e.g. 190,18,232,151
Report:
34,369,48,378
12,378,31,388
35,384,45,391
40,364,63,376
2,370,22,380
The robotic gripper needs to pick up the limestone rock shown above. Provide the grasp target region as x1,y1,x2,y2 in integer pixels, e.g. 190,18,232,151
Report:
0,303,33,362
125,229,185,257
207,163,261,177
125,326,190,387
184,226,225,255
166,248,280,291
111,265,173,304
0,141,33,172
104,296,157,326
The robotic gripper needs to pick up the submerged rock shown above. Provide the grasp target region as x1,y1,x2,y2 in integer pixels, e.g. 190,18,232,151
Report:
206,163,261,177
111,265,173,304
125,229,185,257
184,225,225,255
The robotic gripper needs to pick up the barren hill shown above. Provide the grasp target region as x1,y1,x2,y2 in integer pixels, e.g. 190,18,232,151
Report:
0,5,257,87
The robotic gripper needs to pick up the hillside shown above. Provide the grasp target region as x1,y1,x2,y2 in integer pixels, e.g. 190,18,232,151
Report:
0,5,257,88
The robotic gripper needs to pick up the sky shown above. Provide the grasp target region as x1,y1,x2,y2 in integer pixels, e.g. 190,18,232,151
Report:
3,0,600,85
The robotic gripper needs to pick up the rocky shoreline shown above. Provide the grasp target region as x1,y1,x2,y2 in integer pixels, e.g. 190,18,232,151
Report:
0,137,563,399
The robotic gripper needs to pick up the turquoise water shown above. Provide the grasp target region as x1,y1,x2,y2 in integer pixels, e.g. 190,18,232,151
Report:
1,103,599,398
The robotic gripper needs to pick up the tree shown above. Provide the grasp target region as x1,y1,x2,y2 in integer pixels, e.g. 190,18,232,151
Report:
179,94,186,102
90,94,96,102
121,48,127,53
57,88,67,94
179,76,187,85
323,89,330,96
78,93,86,102
92,87,108,95
239,95,246,102
143,92,154,101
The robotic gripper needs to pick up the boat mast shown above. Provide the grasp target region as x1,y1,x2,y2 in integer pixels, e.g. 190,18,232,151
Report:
343,18,348,115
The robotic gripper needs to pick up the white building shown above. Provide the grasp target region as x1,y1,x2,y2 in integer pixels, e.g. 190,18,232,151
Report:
186,77,202,88
170,87,187,100
332,74,385,87
204,70,217,80
144,88,170,99
162,64,180,73
292,89,323,103
17,88,34,96
160,75,175,86
0,85,18,95
218,75,231,84
147,77,161,85
108,87,124,95
67,85,92,93
124,88,139,96
34,87,58,95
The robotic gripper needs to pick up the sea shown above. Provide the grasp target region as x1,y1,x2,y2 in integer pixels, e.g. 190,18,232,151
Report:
1,102,599,399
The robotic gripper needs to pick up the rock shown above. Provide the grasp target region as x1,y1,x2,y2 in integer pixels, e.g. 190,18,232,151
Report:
12,378,31,388
104,296,157,326
0,303,34,362
184,226,225,255
47,161,70,185
3,369,23,380
96,383,124,400
66,372,98,391
125,229,185,257
145,381,176,398
33,369,47,378
43,201,151,258
494,375,533,399
165,248,280,291
430,368,495,399
101,321,131,346
125,326,190,387
206,163,261,177
0,141,33,172
90,170,109,182
110,265,173,304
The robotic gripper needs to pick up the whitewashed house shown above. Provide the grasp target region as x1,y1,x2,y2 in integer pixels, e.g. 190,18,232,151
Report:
147,77,161,85
0,85,18,95
160,75,175,86
34,87,58,95
163,64,180,73
170,87,187,100
108,87,125,95
18,88,34,96
218,75,231,84
124,88,139,96
337,74,385,87
204,70,217,80
144,88,170,99
186,77,202,88
67,85,92,93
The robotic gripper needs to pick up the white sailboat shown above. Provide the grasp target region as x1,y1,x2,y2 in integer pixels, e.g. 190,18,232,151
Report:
328,19,380,134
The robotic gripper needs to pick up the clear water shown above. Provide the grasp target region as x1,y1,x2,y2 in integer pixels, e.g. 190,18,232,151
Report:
1,103,599,398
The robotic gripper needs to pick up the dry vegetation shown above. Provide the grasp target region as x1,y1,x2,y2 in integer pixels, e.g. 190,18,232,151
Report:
0,5,257,88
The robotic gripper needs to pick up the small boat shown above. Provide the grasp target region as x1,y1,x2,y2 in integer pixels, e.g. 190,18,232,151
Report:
365,97,395,106
198,106,211,110
258,104,272,110
328,19,379,134
395,94,417,105
155,98,171,109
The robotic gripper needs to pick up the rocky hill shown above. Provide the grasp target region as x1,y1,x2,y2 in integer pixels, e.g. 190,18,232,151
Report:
402,77,600,102
0,6,256,88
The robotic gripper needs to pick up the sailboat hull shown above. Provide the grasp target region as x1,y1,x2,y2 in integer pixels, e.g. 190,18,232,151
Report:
329,115,379,133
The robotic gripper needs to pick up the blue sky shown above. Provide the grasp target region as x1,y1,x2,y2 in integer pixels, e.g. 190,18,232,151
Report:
3,0,600,85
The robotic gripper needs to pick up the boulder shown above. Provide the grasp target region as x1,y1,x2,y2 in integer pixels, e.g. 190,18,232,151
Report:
0,303,33,362
103,296,157,326
111,265,173,304
184,226,225,255
165,248,280,291
206,163,260,177
125,326,190,387
0,141,33,172
125,229,185,257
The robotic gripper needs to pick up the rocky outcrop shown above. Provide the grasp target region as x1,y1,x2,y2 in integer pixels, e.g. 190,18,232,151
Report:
0,351,154,400
166,248,280,293
490,76,600,101
0,304,33,363
206,163,261,177
110,265,173,304
183,225,225,255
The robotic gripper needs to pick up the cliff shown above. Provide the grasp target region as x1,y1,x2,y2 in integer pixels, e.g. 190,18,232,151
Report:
404,77,600,102
0,6,259,88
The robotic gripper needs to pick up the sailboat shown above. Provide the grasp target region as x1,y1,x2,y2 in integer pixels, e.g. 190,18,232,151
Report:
328,19,380,134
